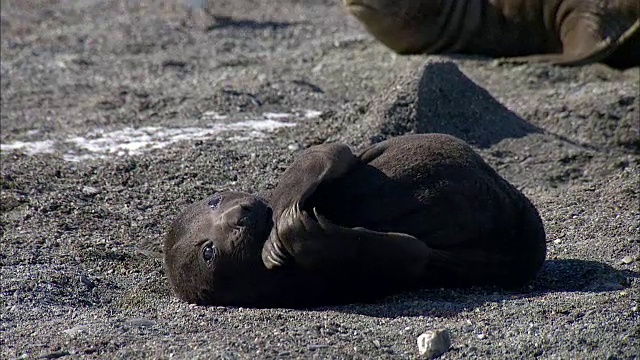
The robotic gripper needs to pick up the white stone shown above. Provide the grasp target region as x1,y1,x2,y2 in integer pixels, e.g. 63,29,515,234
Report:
417,329,451,359
621,255,635,264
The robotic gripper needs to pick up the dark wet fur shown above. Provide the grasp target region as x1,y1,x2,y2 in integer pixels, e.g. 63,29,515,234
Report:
165,134,547,307
305,134,546,289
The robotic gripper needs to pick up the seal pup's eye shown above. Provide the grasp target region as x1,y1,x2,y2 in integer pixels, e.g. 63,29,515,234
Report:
208,196,221,210
202,243,218,261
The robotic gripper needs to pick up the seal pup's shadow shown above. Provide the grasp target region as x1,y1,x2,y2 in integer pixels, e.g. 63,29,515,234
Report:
377,62,542,148
324,259,637,318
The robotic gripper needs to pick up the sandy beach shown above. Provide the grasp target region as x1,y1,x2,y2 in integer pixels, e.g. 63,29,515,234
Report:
1,1,638,358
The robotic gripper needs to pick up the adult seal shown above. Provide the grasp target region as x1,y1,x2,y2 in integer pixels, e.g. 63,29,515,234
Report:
343,0,640,69
164,134,547,307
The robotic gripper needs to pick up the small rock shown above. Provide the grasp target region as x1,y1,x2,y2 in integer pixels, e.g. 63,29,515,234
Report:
462,324,474,332
80,274,95,289
5,205,29,222
40,350,70,359
417,329,451,359
82,186,101,196
372,339,381,348
126,318,155,327
63,325,91,336
477,334,486,340
620,256,635,264
287,143,301,151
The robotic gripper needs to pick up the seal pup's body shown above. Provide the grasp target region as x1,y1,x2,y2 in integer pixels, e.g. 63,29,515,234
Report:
164,134,547,308
344,0,640,69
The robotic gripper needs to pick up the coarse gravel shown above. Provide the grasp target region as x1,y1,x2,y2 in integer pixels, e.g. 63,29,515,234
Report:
1,0,639,359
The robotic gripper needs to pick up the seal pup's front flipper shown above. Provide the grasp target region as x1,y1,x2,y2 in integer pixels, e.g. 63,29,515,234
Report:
262,143,359,268
269,143,358,215
264,203,433,288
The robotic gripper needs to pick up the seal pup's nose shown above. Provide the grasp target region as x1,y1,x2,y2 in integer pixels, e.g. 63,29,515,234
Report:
221,201,256,227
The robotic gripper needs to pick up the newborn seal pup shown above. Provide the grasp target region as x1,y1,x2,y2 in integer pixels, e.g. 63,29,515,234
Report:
164,134,547,307
343,0,640,69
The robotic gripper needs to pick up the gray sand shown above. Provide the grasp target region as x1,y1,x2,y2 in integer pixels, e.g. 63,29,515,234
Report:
1,1,639,359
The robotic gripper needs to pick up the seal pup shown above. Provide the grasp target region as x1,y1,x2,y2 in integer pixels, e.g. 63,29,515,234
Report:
343,0,640,69
164,134,547,307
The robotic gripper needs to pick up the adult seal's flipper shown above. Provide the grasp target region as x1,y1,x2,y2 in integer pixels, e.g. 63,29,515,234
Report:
500,19,640,67
262,143,358,268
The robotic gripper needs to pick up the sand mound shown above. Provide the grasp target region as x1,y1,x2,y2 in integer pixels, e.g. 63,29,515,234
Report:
364,61,539,147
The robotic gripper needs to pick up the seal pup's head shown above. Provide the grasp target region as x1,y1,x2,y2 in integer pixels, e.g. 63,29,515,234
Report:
343,0,443,53
164,191,274,306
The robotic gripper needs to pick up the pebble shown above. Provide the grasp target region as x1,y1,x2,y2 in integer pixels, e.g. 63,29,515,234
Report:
5,206,29,222
125,318,155,327
63,325,91,336
82,186,101,196
79,274,95,289
462,324,474,332
40,350,70,359
620,256,635,264
417,329,451,359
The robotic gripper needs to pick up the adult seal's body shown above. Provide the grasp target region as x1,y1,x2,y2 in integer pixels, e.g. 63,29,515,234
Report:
164,134,547,307
343,0,640,69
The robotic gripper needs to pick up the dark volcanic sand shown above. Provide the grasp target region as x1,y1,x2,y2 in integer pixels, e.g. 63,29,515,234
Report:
1,1,639,359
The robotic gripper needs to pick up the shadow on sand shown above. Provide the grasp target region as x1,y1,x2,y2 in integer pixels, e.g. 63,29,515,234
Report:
375,62,542,148
206,15,304,31
321,259,638,318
